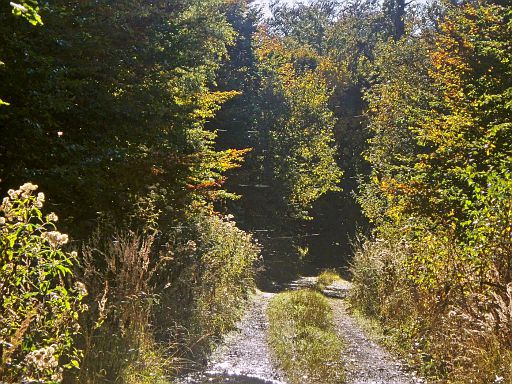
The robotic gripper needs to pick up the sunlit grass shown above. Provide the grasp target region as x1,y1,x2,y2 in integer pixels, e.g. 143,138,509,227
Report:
267,289,345,384
123,334,176,384
315,269,342,291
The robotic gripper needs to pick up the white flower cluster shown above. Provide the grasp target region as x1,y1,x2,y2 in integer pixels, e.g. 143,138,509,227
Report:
74,281,88,296
1,197,12,212
24,345,58,369
186,240,197,252
42,231,69,247
8,182,39,199
1,183,74,255
23,345,62,381
46,212,59,222
1,183,44,222
35,192,45,208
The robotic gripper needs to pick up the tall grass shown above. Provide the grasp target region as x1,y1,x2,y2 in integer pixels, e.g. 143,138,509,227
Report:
73,230,176,383
267,289,345,384
69,212,259,383
156,214,259,361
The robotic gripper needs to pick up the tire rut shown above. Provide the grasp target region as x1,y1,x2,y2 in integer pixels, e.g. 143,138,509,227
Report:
180,291,285,384
329,297,423,384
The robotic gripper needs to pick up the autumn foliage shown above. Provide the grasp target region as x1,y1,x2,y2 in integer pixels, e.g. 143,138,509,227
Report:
353,1,512,381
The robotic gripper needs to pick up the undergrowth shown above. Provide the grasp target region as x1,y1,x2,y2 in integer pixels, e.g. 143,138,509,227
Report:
158,213,259,361
267,289,345,384
349,230,512,383
71,212,259,383
0,184,86,383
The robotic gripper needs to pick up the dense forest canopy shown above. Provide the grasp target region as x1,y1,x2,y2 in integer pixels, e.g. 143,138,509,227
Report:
0,0,510,383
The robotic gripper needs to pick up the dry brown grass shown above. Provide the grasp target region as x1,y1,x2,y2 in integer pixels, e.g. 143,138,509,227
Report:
73,229,175,383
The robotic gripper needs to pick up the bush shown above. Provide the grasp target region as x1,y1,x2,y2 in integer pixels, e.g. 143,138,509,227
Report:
0,183,86,383
71,211,259,382
268,289,345,384
349,231,425,361
348,231,414,321
348,236,385,318
191,214,259,338
350,216,512,382
160,212,259,359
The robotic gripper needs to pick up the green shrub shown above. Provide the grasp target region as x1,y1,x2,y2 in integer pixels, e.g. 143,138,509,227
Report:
192,214,259,338
349,232,422,359
350,218,512,382
268,289,345,384
0,183,86,383
67,209,258,382
348,231,413,320
348,236,385,318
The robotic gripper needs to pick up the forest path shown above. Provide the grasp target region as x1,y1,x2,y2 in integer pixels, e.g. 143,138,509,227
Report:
330,296,422,384
180,279,423,384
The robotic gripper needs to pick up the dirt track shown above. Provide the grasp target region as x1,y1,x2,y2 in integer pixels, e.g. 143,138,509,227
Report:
326,280,423,384
180,279,423,384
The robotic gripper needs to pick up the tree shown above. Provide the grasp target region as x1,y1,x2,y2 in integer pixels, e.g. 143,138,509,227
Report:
382,0,407,40
0,0,42,106
0,0,245,235
255,29,342,219
354,1,512,379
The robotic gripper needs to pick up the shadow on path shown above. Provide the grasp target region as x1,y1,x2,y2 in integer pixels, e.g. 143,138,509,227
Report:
178,291,285,384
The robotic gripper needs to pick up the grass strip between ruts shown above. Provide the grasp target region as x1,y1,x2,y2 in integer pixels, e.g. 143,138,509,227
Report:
267,289,346,384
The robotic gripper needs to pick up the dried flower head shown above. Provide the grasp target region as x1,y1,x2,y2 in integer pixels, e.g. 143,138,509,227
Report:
186,240,197,252
74,281,88,296
46,212,58,222
59,234,69,244
42,231,69,247
20,182,38,193
19,183,38,198
7,189,17,199
24,345,58,371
